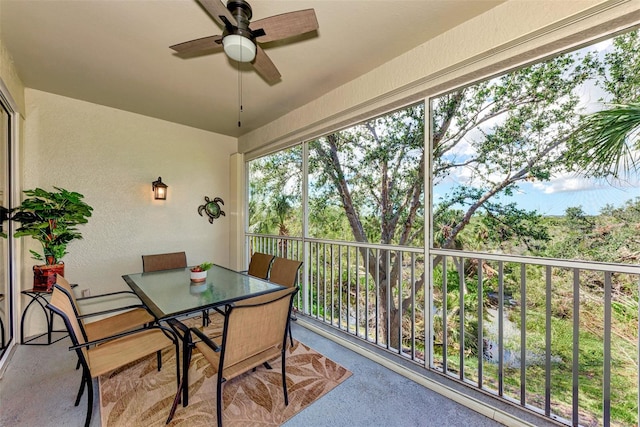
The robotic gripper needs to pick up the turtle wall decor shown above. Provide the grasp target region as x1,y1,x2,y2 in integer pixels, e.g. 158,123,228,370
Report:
198,196,225,223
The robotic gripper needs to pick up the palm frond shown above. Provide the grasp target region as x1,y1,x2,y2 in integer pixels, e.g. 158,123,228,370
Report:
570,102,640,177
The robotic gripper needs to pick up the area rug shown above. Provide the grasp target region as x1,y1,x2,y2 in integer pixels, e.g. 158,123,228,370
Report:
99,336,351,426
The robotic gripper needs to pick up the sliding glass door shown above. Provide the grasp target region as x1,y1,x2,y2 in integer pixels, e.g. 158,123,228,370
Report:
0,92,13,363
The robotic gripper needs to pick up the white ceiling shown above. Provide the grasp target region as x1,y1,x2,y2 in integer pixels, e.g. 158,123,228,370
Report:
1,0,504,137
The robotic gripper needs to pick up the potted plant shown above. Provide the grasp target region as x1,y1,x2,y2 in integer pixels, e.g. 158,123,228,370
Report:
190,262,213,283
12,187,93,291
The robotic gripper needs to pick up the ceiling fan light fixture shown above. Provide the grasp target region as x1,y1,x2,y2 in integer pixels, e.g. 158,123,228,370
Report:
223,34,256,62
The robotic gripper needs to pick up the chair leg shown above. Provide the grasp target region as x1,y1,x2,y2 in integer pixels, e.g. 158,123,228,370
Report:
281,348,289,406
216,377,223,427
288,318,294,347
166,337,190,424
84,374,94,427
166,372,184,424
74,368,87,406
202,309,209,327
157,350,162,371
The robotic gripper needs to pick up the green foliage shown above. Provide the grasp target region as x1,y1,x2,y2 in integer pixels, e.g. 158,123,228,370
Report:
195,262,213,271
567,31,640,178
12,187,93,264
248,146,303,236
249,31,640,419
308,103,425,247
433,49,599,250
568,103,640,177
544,198,640,264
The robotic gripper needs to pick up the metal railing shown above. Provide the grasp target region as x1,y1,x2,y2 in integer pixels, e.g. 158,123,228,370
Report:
247,233,640,427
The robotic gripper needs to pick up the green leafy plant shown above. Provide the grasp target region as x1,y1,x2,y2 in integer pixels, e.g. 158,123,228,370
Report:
191,262,213,272
12,187,93,265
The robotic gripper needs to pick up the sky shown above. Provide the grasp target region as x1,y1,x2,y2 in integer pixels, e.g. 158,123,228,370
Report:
501,179,635,216
433,175,638,216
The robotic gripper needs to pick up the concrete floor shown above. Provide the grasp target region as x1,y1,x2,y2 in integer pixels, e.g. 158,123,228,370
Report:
0,319,525,427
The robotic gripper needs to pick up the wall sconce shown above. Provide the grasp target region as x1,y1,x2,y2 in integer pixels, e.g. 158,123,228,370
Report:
152,177,168,200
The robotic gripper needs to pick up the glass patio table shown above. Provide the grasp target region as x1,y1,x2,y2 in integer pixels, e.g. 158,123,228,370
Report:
122,264,285,321
123,264,286,414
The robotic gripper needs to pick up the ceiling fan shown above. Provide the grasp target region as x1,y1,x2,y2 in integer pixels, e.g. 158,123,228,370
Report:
171,0,319,84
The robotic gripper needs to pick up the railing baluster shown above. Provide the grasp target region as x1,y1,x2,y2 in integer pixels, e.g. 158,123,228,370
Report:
386,249,392,350
365,248,370,342
572,269,580,427
443,255,448,374
375,247,380,345
520,264,526,406
330,244,335,327
323,243,327,322
339,245,343,331
478,258,484,389
604,271,612,427
355,247,360,338
244,234,640,427
498,261,504,396
459,256,465,381
346,246,350,333
398,250,403,354
545,265,552,417
427,253,433,370
411,252,416,361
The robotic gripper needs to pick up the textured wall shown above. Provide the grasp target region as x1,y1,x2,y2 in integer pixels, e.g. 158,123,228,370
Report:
22,89,236,334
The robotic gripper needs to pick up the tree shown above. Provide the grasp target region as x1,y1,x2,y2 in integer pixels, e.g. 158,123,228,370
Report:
251,30,640,351
309,106,425,349
307,48,602,348
248,146,302,236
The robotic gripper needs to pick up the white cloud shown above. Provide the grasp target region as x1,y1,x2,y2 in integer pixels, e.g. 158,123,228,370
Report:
532,172,639,194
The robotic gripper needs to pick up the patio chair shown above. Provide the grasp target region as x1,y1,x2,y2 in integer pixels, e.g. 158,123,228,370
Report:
142,251,187,272
268,257,302,346
203,251,276,333
56,276,155,342
246,252,275,279
167,286,297,426
46,284,180,427
142,251,211,325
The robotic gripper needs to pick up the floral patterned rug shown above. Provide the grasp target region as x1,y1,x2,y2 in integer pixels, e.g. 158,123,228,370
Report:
99,334,351,426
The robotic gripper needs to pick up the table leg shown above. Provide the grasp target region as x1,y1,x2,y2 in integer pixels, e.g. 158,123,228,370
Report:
166,319,192,423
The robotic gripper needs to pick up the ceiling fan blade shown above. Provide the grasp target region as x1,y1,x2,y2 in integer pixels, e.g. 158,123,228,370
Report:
252,9,318,43
252,46,281,84
197,0,236,28
170,35,224,55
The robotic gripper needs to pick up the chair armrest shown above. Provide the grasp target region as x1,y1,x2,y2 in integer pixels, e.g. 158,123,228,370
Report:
76,304,150,320
69,323,176,350
76,290,138,301
190,327,221,352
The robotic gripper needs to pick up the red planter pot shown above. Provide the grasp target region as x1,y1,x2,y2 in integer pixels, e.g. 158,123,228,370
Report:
33,262,65,291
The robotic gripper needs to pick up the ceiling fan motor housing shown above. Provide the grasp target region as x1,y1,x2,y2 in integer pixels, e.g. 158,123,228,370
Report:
226,0,252,33
222,0,256,62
